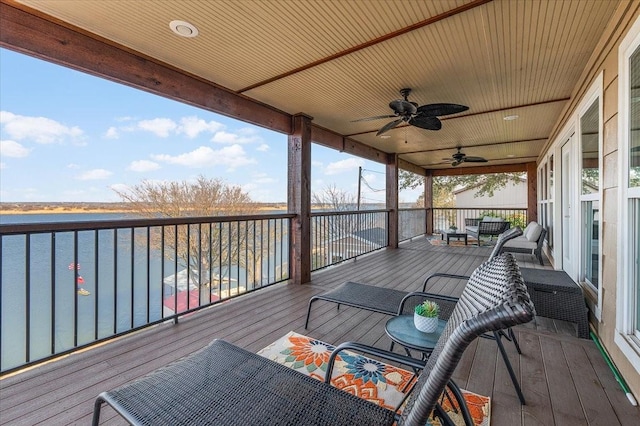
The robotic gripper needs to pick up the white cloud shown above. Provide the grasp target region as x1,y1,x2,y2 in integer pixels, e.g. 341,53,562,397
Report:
211,130,261,145
77,169,113,180
137,118,177,137
109,183,131,195
128,160,161,172
256,143,270,152
104,127,119,139
324,158,364,175
177,116,224,138
0,111,83,143
0,140,30,157
151,144,256,170
0,162,5,170
66,163,81,169
312,160,323,168
251,172,276,184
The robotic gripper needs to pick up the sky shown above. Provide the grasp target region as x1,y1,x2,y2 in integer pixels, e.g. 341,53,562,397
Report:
0,48,422,204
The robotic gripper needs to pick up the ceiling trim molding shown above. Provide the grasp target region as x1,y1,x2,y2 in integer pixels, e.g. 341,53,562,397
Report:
236,0,492,94
398,138,548,156
431,162,532,176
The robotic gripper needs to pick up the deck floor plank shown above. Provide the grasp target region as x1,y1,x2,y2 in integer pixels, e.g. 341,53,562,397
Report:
1,239,638,425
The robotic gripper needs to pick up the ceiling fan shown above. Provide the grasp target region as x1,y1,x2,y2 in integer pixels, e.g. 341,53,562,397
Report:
352,88,468,136
444,147,488,166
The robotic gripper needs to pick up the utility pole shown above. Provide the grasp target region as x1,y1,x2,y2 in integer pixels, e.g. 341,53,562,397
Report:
357,166,362,211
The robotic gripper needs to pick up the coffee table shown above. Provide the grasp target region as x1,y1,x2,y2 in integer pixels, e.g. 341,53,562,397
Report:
442,230,468,245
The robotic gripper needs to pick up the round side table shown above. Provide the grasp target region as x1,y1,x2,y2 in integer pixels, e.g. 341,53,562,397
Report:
385,315,446,358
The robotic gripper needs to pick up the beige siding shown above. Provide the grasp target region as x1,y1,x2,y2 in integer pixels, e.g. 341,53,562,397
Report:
542,2,640,399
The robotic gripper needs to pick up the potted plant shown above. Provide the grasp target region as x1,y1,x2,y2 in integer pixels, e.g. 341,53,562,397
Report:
414,300,440,333
449,223,458,231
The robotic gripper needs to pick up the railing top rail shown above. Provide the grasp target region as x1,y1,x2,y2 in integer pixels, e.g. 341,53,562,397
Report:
398,207,426,212
0,212,296,235
432,207,527,210
310,209,389,217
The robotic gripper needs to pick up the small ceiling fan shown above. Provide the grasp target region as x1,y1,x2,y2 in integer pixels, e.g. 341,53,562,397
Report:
352,88,468,136
443,147,488,166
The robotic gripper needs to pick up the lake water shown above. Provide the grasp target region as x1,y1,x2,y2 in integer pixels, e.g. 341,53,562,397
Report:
1,212,283,372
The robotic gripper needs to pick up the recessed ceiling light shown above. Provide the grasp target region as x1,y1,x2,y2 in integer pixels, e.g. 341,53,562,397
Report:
169,20,198,38
379,135,391,139
507,154,516,158
503,115,519,121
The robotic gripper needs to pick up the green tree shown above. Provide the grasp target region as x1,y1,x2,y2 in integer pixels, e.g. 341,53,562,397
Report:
114,176,273,293
400,170,525,207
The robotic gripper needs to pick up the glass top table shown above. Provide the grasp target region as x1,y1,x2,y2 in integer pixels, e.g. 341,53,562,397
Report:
385,315,446,354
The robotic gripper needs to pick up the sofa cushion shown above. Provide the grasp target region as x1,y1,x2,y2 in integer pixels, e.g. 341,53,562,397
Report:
525,223,543,242
522,222,536,236
504,238,537,250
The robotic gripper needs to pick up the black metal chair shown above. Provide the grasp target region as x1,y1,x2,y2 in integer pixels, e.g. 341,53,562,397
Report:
92,253,535,426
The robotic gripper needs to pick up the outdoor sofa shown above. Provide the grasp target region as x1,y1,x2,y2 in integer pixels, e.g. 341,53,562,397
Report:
499,221,547,265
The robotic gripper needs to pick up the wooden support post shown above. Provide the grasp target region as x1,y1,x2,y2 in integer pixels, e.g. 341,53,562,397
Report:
386,154,399,248
424,171,433,235
288,114,313,285
526,162,538,223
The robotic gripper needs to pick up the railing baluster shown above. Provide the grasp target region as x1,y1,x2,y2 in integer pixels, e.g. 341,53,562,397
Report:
25,235,31,363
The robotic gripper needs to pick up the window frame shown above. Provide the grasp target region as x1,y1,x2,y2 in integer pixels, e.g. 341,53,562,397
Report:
616,14,640,374
576,75,603,319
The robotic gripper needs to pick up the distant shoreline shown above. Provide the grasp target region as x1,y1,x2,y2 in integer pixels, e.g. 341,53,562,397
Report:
0,202,288,215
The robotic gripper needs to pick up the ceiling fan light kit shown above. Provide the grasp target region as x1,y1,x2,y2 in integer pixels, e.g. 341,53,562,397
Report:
352,88,468,136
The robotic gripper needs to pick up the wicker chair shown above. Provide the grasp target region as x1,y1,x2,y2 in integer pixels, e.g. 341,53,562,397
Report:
92,253,535,426
304,227,528,404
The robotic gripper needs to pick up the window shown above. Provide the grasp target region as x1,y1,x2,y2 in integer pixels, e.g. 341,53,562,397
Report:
616,16,640,372
580,99,600,292
538,155,554,253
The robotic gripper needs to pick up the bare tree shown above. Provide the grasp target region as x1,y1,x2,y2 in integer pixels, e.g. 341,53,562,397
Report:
114,176,273,293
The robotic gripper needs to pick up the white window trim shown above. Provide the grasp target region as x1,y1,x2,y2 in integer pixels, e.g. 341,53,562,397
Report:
576,73,603,320
616,14,640,374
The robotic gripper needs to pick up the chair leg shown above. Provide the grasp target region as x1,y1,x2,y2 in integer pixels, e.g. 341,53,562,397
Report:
507,328,522,354
494,331,526,405
304,297,318,329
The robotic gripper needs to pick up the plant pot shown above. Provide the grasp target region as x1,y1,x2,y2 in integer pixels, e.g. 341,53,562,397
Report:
414,313,438,333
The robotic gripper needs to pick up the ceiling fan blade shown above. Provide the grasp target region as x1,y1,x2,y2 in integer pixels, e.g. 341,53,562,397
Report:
463,156,488,163
389,99,417,115
376,119,404,136
351,115,397,122
417,103,469,117
451,160,462,166
409,115,441,130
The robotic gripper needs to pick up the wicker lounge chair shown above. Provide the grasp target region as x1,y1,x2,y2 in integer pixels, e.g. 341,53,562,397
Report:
305,227,529,404
92,253,535,426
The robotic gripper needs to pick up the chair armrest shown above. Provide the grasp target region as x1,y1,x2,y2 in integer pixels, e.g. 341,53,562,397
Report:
422,273,470,292
326,341,426,383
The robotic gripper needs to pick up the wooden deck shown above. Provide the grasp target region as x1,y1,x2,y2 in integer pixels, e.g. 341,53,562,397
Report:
1,237,638,425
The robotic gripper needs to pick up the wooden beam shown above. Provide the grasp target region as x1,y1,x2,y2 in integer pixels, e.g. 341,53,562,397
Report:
342,137,391,164
398,159,427,176
526,162,538,223
288,114,313,285
424,171,433,235
431,163,529,176
386,155,399,249
0,2,292,134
